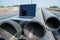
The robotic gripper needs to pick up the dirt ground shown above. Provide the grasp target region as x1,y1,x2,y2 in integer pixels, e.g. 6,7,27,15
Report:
0,7,19,14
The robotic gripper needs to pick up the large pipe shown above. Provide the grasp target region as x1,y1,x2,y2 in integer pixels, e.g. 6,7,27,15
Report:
24,8,46,40
0,20,22,40
41,8,60,31
24,21,46,40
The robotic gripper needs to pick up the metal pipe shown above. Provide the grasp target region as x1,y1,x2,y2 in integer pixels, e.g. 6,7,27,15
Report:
24,21,46,40
41,8,60,31
0,20,22,40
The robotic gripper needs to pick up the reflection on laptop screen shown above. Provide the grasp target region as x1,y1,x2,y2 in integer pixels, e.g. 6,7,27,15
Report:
19,4,36,17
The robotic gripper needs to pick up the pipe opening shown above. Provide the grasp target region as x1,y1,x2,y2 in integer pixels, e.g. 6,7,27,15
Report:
0,38,5,40
0,23,17,35
25,22,45,38
46,17,60,29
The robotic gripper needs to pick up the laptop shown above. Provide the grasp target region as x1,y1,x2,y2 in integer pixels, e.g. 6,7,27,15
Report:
12,4,36,21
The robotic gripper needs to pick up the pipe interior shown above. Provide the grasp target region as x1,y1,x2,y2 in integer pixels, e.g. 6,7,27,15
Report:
0,38,5,40
46,17,60,29
25,22,45,38
0,23,17,35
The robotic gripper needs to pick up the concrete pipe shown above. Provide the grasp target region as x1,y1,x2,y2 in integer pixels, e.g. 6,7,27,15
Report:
24,8,46,40
41,8,60,31
0,20,22,40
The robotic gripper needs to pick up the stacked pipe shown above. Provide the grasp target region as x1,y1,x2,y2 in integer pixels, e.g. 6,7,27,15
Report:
47,9,60,40
0,20,22,40
41,8,60,40
41,8,60,31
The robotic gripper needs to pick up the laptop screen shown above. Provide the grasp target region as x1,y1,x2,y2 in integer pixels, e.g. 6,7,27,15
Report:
19,4,36,17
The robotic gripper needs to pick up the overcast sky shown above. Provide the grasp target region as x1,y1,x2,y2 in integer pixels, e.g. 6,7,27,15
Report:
0,0,60,8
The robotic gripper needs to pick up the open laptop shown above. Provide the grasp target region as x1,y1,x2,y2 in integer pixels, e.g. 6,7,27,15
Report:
12,4,36,21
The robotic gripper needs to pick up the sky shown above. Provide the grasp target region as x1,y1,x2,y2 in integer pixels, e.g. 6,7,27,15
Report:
0,0,60,8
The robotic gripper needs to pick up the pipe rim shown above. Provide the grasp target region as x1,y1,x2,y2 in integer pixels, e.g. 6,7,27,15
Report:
0,20,22,33
24,21,46,39
45,17,60,31
0,20,22,39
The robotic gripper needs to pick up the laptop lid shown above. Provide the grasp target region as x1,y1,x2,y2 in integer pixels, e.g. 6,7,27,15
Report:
19,4,36,18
